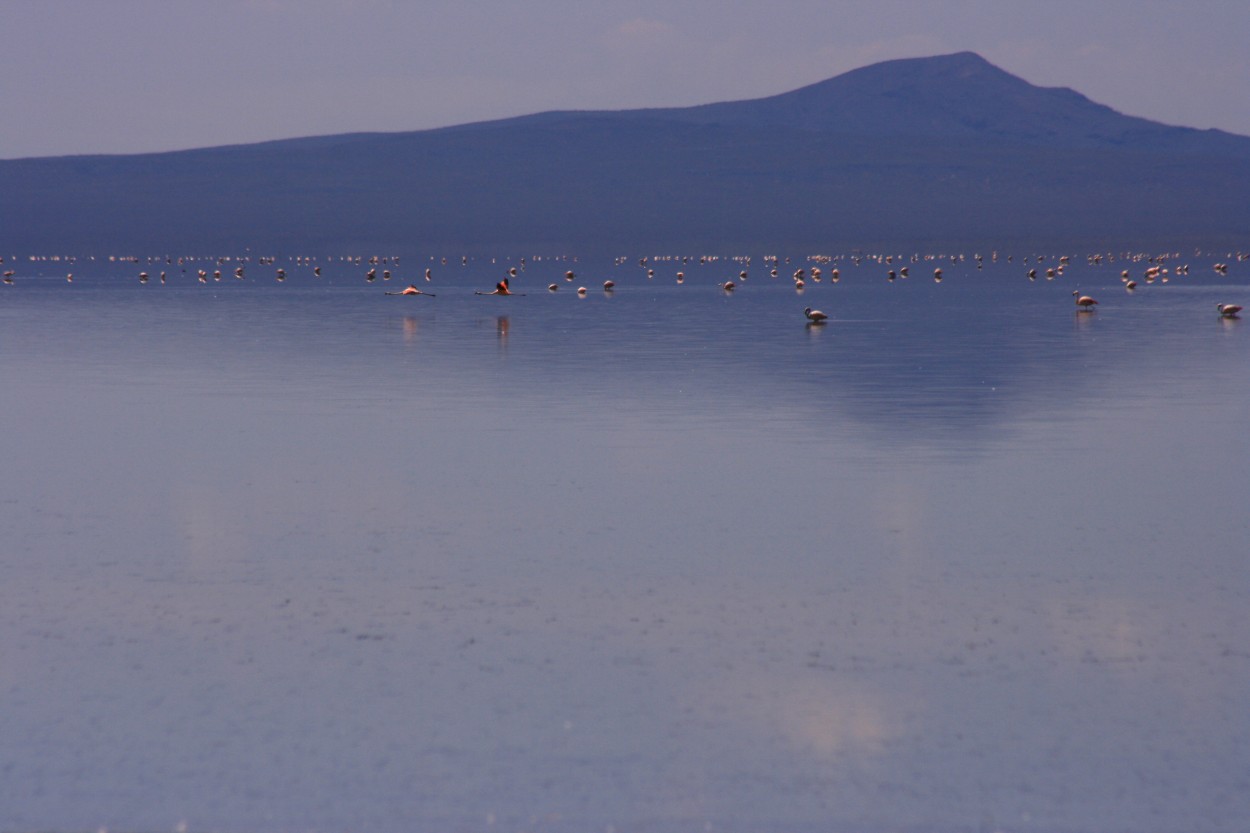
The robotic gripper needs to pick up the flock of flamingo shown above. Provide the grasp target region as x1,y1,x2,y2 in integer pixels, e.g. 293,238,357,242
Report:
1,250,1245,320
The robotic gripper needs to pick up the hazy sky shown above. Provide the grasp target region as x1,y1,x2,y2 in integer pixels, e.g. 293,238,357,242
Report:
4,0,1248,159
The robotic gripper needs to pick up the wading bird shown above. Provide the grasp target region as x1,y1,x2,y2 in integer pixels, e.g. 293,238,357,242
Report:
1073,290,1098,311
478,278,522,296
385,284,435,297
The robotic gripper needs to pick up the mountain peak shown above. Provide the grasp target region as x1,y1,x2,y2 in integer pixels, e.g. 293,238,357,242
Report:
837,50,1000,79
472,50,1248,154
637,50,1218,149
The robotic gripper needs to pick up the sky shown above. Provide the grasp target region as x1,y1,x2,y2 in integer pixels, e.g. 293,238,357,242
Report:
3,0,1249,160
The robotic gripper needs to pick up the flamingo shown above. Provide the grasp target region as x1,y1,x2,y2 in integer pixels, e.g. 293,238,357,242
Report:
1073,290,1098,311
385,284,435,297
477,278,520,296
1217,303,1242,318
804,307,828,324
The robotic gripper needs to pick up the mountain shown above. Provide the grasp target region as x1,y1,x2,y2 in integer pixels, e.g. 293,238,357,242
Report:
554,51,1250,153
3,52,1248,254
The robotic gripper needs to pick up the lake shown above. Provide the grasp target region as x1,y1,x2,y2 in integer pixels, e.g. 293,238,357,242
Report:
1,251,1248,833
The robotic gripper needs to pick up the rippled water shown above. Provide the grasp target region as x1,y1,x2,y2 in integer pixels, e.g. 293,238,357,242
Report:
2,253,1248,832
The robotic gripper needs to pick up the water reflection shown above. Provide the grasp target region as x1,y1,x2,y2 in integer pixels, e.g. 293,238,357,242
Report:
0,256,1247,832
401,315,419,345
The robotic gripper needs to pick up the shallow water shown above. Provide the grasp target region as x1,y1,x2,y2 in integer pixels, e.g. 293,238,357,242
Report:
2,253,1248,832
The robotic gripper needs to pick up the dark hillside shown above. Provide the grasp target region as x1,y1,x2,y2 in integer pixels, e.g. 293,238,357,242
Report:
3,52,1248,253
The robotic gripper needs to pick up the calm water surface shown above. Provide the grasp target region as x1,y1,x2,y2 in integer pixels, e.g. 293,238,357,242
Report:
2,254,1248,832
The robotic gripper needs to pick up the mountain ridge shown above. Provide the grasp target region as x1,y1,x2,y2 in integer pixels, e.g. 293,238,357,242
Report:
3,52,1248,253
458,51,1250,155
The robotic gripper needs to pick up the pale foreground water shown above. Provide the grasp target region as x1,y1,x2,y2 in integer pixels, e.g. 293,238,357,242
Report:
1,254,1248,833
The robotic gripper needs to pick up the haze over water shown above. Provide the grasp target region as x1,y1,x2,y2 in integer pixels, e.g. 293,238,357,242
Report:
2,253,1248,833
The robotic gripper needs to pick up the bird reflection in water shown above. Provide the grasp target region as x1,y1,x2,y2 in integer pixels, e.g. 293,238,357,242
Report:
401,316,419,345
496,315,510,350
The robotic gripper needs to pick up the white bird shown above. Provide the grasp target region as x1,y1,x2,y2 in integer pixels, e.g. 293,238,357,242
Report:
804,307,828,323
1217,302,1243,318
